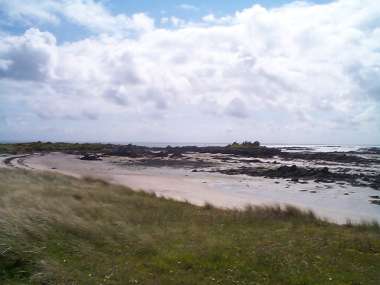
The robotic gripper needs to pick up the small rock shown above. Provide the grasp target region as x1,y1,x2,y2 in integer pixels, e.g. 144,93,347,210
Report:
369,195,380,199
80,154,102,161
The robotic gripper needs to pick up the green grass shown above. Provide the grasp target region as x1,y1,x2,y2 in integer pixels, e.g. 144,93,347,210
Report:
0,168,379,284
0,142,110,154
227,141,261,149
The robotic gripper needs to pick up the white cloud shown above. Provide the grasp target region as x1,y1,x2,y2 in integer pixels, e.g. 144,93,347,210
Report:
177,4,198,11
202,14,216,22
225,98,250,119
0,28,57,80
0,0,379,143
0,0,155,35
62,1,154,34
0,0,60,25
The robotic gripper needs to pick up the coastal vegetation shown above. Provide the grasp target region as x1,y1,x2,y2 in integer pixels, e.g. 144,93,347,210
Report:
0,141,281,159
0,141,263,155
0,141,110,155
1,168,380,284
228,141,261,148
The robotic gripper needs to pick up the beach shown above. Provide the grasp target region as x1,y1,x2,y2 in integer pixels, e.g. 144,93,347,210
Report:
2,145,379,224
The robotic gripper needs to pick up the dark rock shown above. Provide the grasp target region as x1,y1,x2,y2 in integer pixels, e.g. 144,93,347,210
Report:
215,164,380,190
170,152,185,159
152,151,168,158
359,147,380,154
80,154,102,161
246,159,263,163
127,159,213,169
315,179,334,183
109,144,157,158
279,151,377,164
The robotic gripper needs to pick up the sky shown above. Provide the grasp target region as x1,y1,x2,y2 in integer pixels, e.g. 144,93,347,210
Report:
0,0,379,145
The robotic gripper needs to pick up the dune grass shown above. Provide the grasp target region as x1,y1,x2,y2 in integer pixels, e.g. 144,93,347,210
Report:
0,142,109,155
0,168,379,284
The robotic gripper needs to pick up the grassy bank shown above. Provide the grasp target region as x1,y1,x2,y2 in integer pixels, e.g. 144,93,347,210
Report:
0,142,109,155
0,168,379,284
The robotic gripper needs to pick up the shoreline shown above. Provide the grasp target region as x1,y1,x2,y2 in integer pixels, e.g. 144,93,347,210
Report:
1,150,380,224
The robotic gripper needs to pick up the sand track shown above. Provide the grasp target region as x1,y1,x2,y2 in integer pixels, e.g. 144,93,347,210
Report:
1,154,34,169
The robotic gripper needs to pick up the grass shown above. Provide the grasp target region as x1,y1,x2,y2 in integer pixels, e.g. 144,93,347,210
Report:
0,142,110,155
0,168,379,284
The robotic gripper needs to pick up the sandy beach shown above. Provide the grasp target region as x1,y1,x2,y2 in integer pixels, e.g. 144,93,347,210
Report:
2,150,380,224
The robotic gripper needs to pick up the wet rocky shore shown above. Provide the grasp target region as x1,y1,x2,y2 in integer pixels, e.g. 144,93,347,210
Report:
2,142,380,222
2,142,380,191
80,143,380,191
214,164,380,190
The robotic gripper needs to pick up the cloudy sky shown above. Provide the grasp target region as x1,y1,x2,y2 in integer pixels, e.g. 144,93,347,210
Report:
0,0,379,144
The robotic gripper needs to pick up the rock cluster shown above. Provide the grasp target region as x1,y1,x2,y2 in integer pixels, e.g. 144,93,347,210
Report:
79,154,102,161
217,165,380,190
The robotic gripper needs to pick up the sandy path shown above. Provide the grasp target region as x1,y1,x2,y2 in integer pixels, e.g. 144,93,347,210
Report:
2,152,380,224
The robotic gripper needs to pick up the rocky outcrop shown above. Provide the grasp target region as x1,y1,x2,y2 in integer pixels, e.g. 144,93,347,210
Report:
79,154,102,161
215,165,380,190
279,152,378,164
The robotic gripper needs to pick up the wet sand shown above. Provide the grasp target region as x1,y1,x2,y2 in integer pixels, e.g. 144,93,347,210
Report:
2,152,380,224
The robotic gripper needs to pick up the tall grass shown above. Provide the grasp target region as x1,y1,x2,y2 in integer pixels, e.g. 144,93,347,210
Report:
0,168,379,284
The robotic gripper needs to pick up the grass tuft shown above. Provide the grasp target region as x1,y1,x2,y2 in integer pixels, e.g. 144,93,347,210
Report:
81,175,110,186
0,168,379,284
202,202,215,210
